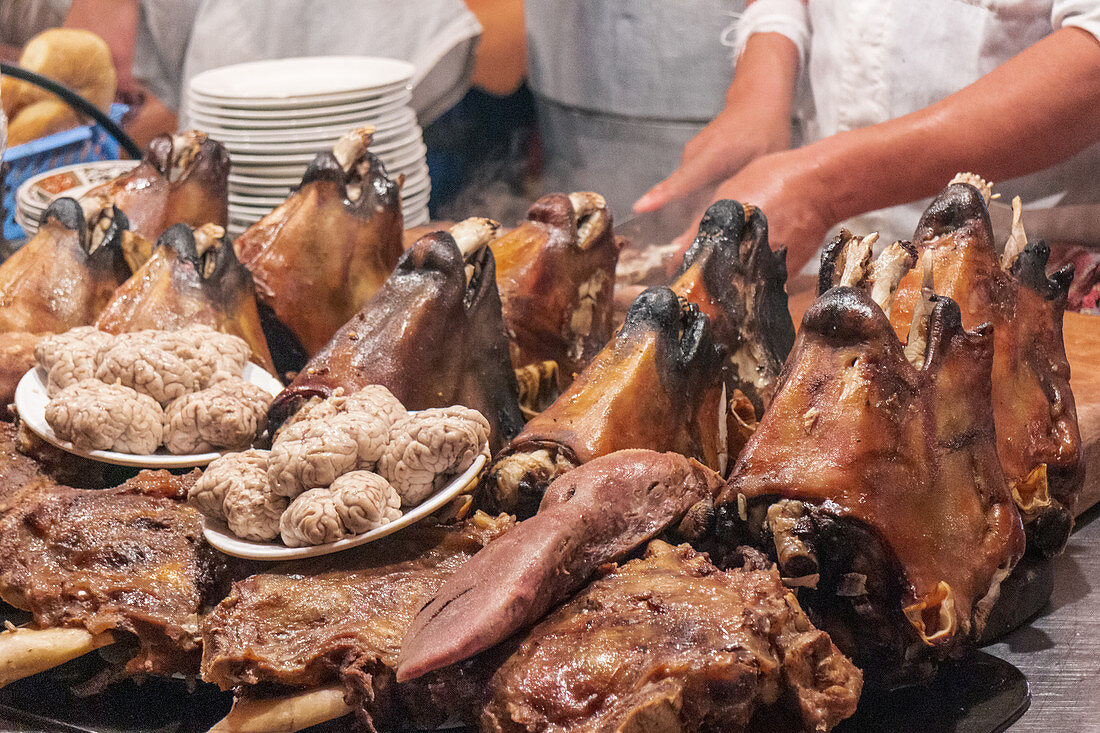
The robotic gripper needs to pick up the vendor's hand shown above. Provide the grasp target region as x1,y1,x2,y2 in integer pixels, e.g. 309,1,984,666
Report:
632,103,789,213
673,148,837,274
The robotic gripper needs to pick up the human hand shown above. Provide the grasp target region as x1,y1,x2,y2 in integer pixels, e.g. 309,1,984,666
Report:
633,102,790,214
672,148,837,274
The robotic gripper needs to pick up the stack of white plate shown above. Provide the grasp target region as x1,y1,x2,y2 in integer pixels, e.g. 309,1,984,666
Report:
14,159,139,237
186,56,431,238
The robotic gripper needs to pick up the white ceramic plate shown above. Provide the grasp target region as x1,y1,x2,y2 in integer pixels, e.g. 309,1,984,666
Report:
227,128,421,163
204,109,415,144
186,90,410,123
190,56,414,102
15,363,284,468
188,79,409,110
203,449,488,560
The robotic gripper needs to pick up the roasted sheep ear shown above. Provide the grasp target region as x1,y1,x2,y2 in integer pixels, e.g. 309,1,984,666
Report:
889,177,1081,557
672,200,795,414
716,286,1025,686
490,192,623,392
269,218,524,453
82,130,229,244
0,197,130,333
94,223,275,372
234,128,405,370
479,286,726,517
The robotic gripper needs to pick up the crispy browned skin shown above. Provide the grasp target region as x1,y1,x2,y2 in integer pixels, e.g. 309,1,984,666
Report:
95,224,275,373
671,200,795,415
270,230,524,453
890,182,1081,554
201,513,514,729
491,192,622,386
399,450,725,683
0,422,51,508
717,287,1024,685
234,148,404,360
0,469,234,677
479,200,794,517
483,541,862,733
83,131,229,242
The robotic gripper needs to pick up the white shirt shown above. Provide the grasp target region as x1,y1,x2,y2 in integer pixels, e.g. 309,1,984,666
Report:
796,0,1100,248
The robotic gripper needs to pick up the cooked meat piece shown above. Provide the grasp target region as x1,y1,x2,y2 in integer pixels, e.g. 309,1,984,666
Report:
716,286,1024,686
481,200,794,517
201,512,514,729
483,540,862,733
234,128,404,367
399,450,725,682
80,131,229,242
490,192,623,388
0,422,57,509
889,179,1082,556
0,470,237,677
270,221,524,454
95,224,276,374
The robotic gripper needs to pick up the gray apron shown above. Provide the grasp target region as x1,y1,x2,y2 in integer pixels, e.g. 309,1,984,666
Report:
526,0,744,217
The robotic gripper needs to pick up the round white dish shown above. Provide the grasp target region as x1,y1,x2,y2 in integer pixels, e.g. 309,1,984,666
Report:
15,362,284,469
203,109,415,144
190,56,414,102
203,449,488,560
186,91,410,123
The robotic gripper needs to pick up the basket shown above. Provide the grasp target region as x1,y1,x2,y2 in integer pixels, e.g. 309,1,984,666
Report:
2,103,129,241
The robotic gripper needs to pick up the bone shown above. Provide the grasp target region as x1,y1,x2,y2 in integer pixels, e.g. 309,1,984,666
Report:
902,255,937,368
208,685,353,733
332,127,375,172
767,500,819,584
568,192,611,251
0,626,115,688
168,131,207,183
450,217,501,258
193,223,226,257
869,241,918,316
902,581,958,645
1000,196,1028,271
838,232,878,288
514,359,560,419
948,172,993,204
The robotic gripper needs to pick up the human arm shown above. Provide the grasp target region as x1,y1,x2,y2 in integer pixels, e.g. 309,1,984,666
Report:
632,30,799,213
705,26,1100,271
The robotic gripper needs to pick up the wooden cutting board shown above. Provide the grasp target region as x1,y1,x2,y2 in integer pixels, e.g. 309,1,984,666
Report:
788,277,1100,516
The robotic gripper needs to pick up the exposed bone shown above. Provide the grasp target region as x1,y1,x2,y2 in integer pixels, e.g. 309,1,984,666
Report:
838,232,878,288
1010,463,1053,514
168,131,207,183
568,192,610,251
450,217,501,259
717,383,729,475
0,626,115,688
208,685,353,733
332,127,374,172
766,500,819,585
193,223,226,258
1000,196,1028,271
902,255,936,368
486,448,578,513
948,172,993,204
514,360,560,419
903,581,959,645
869,241,918,316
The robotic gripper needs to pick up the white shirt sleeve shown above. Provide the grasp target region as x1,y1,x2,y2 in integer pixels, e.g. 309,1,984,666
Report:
1052,0,1100,44
732,0,811,67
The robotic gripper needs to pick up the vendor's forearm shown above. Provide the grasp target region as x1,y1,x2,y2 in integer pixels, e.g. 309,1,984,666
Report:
727,32,800,116
813,27,1100,224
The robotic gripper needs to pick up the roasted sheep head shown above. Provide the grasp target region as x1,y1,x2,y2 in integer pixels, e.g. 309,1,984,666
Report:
479,200,795,517
491,192,623,391
716,286,1025,685
672,199,795,414
234,128,405,370
82,130,229,245
94,223,275,373
482,541,862,733
479,287,727,517
269,219,524,454
889,176,1081,557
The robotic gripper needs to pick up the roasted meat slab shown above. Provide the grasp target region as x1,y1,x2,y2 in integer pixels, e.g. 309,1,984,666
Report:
95,223,275,373
482,540,862,733
491,192,622,386
235,129,404,366
270,220,524,453
0,470,234,677
201,512,514,729
82,131,230,243
890,179,1082,555
717,286,1024,685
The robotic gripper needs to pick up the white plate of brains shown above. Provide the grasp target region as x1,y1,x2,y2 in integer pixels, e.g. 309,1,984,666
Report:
15,326,284,469
194,385,491,561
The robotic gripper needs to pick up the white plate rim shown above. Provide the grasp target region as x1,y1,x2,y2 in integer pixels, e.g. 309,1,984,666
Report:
189,56,414,101
203,449,488,560
186,92,411,123
15,362,284,469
